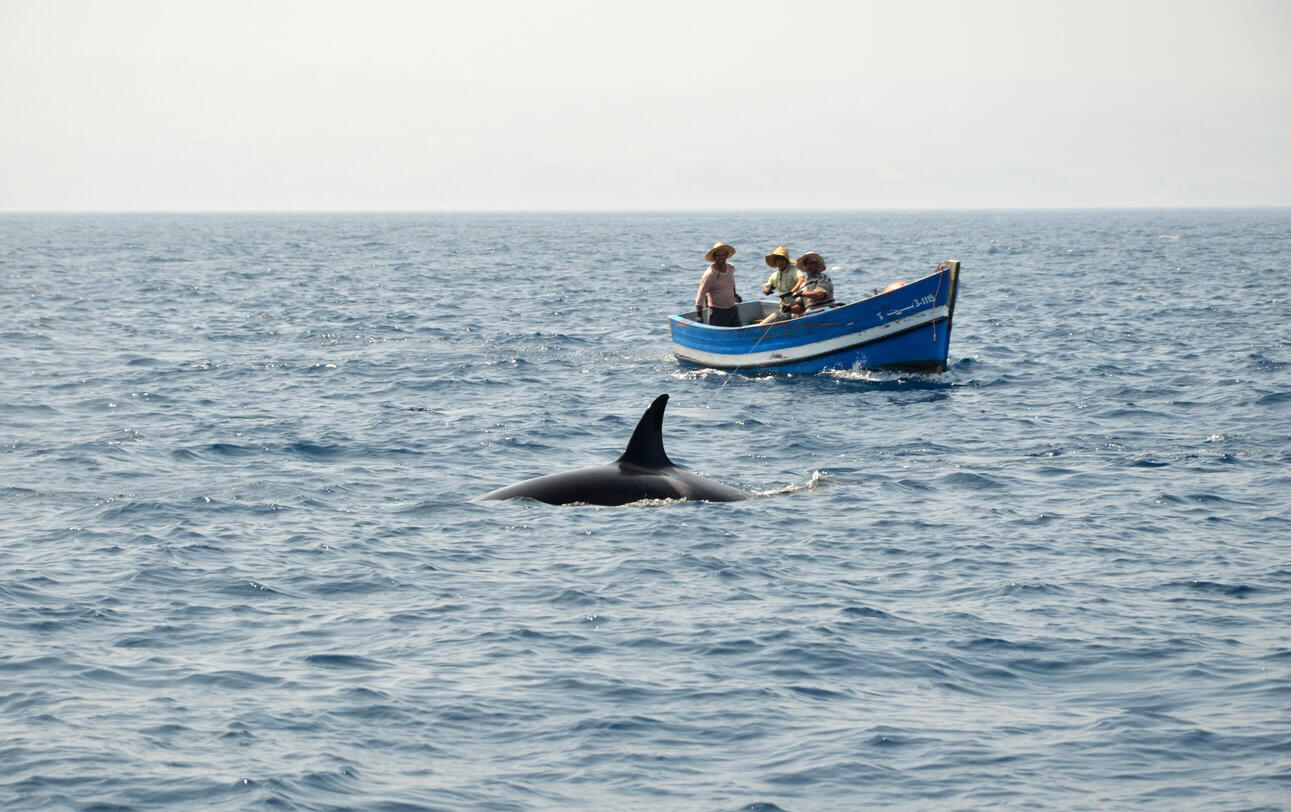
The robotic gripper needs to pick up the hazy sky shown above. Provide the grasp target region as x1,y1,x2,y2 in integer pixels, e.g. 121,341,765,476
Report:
2,0,1289,210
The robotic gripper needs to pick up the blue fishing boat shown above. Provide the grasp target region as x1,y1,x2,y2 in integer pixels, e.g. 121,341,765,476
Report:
670,261,960,374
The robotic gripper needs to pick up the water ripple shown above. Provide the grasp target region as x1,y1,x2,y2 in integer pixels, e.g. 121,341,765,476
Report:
1,211,1288,808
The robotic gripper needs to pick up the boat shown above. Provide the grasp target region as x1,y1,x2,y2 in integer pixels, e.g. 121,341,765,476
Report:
670,260,960,374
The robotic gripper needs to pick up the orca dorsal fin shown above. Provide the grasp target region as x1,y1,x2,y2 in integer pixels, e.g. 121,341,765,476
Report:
616,394,675,469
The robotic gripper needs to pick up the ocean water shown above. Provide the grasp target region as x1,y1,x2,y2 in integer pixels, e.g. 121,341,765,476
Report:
1,210,1289,809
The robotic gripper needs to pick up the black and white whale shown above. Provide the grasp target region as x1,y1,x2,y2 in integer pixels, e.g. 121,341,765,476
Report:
480,394,749,505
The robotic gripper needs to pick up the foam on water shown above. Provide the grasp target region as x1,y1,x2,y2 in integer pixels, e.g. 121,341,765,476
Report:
1,210,1289,808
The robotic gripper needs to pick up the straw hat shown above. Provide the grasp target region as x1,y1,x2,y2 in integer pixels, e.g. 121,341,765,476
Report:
705,241,736,262
764,246,794,268
796,251,825,271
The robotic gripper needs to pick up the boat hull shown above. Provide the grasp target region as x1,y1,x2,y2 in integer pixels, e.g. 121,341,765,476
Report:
670,262,959,374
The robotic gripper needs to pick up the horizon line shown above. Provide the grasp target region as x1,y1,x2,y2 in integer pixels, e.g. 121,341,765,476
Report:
2,205,1289,216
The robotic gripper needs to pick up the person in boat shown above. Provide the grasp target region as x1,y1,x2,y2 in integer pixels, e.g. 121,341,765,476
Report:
793,250,834,311
758,250,834,324
761,245,800,299
756,246,801,325
694,241,742,327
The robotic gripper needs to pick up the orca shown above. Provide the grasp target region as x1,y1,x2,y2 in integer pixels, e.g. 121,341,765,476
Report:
480,394,749,505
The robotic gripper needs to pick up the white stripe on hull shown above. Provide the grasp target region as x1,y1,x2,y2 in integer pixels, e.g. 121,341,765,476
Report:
673,305,950,369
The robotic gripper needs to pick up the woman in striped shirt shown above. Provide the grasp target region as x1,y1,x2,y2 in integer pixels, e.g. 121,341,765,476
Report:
694,241,743,327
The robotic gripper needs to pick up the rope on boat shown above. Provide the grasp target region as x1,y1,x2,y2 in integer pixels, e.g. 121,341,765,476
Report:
715,307,777,392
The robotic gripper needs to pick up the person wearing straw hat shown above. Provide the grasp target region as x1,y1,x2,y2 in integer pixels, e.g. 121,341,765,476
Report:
761,246,801,300
759,250,834,325
694,241,742,327
794,251,835,311
756,246,803,325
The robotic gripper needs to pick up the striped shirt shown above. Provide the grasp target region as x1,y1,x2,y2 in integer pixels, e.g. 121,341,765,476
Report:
695,263,738,309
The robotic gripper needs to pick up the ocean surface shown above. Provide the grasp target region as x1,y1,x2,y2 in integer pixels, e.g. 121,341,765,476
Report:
2,210,1289,810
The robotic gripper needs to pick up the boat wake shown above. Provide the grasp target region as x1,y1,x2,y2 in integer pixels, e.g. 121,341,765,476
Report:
756,469,830,496
827,366,952,388
670,366,732,382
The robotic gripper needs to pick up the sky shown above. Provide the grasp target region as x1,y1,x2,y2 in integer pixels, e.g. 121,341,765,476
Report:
2,0,1289,211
